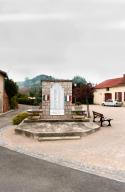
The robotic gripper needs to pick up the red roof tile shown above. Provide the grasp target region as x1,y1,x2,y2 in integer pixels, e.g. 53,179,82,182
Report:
95,75,125,89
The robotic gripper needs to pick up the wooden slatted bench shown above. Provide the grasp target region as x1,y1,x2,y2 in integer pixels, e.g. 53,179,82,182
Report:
92,111,113,127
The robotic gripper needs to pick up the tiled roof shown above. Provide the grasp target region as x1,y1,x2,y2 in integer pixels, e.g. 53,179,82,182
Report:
0,70,7,77
95,75,125,89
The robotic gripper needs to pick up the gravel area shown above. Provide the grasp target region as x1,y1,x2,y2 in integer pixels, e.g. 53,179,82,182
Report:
0,105,125,182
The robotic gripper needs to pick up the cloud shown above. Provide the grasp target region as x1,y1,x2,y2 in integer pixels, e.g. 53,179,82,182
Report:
90,0,125,4
0,13,73,22
0,0,125,83
106,21,125,29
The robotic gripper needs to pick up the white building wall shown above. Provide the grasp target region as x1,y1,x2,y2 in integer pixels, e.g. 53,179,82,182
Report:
94,86,125,106
0,74,4,112
94,89,105,105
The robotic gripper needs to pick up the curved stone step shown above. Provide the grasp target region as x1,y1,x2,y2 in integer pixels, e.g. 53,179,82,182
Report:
38,136,81,141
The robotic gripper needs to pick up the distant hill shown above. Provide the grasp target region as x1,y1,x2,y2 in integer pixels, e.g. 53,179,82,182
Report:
17,75,88,89
17,74,55,89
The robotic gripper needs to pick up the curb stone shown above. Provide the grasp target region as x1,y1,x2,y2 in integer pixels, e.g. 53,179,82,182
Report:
0,110,14,117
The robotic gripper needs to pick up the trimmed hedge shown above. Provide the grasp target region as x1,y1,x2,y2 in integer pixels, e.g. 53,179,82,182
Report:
12,112,28,125
17,98,35,105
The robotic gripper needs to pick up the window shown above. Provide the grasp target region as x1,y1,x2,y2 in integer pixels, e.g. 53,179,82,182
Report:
106,87,109,91
115,92,122,101
105,93,112,101
118,92,122,102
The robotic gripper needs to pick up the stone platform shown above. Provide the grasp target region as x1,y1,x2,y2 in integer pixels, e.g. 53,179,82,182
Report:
15,120,100,141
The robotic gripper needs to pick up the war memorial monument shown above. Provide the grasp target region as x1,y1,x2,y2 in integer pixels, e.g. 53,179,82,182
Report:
15,80,100,141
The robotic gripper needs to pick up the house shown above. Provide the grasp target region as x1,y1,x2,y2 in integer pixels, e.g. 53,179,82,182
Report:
94,74,125,106
0,70,9,113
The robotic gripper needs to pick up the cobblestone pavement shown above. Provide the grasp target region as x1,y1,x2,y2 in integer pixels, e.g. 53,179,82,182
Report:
0,105,125,182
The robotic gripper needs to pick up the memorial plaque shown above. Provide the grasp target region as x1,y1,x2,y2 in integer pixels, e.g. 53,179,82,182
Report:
50,83,64,115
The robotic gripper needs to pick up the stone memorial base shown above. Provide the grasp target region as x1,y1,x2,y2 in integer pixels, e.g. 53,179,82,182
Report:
15,119,100,141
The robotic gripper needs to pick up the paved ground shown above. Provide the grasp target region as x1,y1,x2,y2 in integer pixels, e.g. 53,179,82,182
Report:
0,104,31,128
0,105,125,182
0,146,125,192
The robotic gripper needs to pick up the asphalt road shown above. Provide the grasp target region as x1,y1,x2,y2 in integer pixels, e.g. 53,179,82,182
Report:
0,105,32,128
0,147,125,192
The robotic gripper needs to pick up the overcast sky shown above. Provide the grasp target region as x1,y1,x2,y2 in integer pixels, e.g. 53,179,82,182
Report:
0,0,125,83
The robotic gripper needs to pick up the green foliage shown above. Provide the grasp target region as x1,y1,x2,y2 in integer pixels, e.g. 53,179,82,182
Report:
17,74,53,105
5,78,18,109
5,79,18,99
17,94,35,105
72,76,87,86
12,112,28,125
10,96,18,109
29,87,42,105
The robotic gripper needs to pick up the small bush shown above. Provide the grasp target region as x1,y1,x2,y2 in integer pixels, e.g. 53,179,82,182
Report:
17,97,35,105
13,112,28,125
10,96,18,109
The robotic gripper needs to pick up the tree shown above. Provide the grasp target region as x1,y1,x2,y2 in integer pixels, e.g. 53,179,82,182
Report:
29,86,42,105
72,82,94,118
5,78,18,109
72,76,87,86
83,83,94,104
84,83,94,118
72,82,94,104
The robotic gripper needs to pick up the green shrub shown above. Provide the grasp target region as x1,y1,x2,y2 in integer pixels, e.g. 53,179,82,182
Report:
10,96,18,109
12,112,28,125
17,97,35,105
